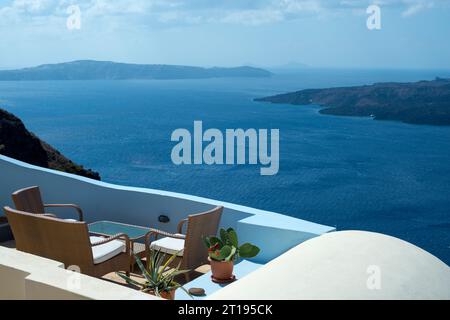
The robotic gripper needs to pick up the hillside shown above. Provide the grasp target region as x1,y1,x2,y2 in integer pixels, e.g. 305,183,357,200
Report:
0,60,272,80
255,78,450,126
0,108,100,180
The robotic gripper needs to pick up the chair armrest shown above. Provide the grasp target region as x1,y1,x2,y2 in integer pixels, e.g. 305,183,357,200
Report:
44,204,84,221
36,213,57,218
177,218,188,234
144,228,186,253
91,233,130,254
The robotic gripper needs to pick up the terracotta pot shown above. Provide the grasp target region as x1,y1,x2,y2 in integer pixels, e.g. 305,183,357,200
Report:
208,257,234,280
148,289,176,300
159,289,176,300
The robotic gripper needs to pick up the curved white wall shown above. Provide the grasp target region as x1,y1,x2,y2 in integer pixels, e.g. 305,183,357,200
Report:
208,231,450,300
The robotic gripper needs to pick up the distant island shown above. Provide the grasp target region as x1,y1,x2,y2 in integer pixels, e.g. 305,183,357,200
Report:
255,78,450,126
0,60,272,80
0,108,100,180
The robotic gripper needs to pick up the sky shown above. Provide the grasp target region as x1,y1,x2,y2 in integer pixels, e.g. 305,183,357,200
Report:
0,0,449,69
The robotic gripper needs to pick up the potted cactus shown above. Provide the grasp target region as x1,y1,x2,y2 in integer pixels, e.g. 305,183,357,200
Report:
203,228,260,282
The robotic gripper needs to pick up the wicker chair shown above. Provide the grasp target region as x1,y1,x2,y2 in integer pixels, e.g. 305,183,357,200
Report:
4,206,131,277
145,206,223,281
11,186,84,221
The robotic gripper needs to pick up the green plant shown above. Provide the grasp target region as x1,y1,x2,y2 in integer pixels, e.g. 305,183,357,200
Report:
203,228,260,262
117,250,190,297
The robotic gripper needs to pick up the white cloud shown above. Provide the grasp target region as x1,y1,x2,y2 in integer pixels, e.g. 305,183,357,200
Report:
13,0,52,13
279,0,322,14
0,0,449,28
401,1,434,17
221,9,284,26
82,0,152,17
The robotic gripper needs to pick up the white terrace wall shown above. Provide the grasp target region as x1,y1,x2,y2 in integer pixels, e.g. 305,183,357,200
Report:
0,155,334,263
0,246,156,300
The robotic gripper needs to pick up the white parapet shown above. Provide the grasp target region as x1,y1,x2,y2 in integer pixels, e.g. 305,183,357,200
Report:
0,247,157,300
0,155,335,263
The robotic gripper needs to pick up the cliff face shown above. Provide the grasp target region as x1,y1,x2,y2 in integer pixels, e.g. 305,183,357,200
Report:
0,108,100,180
255,78,450,126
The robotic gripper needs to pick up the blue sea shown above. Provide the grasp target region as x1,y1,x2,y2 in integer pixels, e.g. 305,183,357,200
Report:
1,68,450,264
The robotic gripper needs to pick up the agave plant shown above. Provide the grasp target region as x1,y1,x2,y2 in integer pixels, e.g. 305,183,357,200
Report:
203,228,260,262
117,249,190,298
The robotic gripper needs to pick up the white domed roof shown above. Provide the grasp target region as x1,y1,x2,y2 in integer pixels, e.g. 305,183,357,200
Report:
209,231,450,300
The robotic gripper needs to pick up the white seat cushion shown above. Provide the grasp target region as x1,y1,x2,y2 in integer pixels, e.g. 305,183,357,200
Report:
90,236,125,264
150,234,185,256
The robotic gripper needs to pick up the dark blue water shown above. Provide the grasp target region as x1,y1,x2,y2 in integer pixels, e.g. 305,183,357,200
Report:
1,68,450,264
